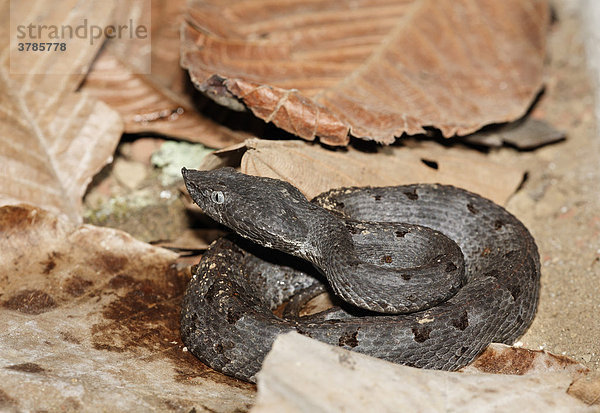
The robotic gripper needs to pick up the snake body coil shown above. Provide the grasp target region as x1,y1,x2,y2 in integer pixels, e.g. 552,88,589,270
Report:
181,167,540,383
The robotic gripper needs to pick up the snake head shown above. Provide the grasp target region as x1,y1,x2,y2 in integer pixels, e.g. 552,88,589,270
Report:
181,167,318,253
182,167,238,220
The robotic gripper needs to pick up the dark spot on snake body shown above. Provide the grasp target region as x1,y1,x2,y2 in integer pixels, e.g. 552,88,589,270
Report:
412,325,432,343
485,270,499,278
504,250,519,259
460,346,469,355
338,330,360,348
404,189,419,200
508,284,521,300
467,203,478,214
395,229,408,237
226,307,243,324
214,341,234,354
445,262,457,273
401,273,412,281
451,311,469,330
381,255,393,264
494,220,504,230
2,289,56,315
372,194,382,201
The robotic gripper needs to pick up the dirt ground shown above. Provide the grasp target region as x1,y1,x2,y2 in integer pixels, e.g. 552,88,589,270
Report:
494,1,600,372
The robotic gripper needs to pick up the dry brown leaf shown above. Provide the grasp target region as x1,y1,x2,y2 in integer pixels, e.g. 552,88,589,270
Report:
4,0,114,100
0,205,253,411
200,138,524,205
569,372,600,406
0,0,123,223
463,343,589,376
81,0,252,148
182,0,549,146
0,78,122,222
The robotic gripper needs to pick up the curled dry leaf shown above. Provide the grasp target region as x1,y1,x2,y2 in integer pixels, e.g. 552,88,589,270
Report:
182,0,549,145
462,118,567,149
81,0,252,148
251,332,593,412
200,138,525,205
0,0,123,223
0,205,254,411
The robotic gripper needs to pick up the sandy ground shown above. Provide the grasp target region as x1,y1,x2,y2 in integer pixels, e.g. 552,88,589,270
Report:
494,1,600,371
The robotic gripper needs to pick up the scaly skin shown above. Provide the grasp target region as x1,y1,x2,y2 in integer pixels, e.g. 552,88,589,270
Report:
181,168,540,382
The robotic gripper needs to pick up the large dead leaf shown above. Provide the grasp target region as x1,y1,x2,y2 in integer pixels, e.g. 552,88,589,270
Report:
0,205,254,411
251,333,592,412
199,138,525,205
0,0,123,223
182,0,549,145
81,0,253,148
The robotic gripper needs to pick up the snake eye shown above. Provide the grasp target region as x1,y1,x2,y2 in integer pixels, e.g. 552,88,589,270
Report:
211,190,225,204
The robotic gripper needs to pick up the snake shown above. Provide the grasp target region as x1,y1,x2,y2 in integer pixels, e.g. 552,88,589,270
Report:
180,167,540,383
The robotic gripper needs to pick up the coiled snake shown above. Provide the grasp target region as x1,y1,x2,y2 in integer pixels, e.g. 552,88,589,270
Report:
181,167,540,382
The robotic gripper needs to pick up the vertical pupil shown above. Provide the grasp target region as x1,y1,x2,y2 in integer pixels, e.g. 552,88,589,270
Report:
212,191,224,204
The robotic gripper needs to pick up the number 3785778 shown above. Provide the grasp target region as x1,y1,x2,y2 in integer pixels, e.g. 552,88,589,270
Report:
17,42,67,52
